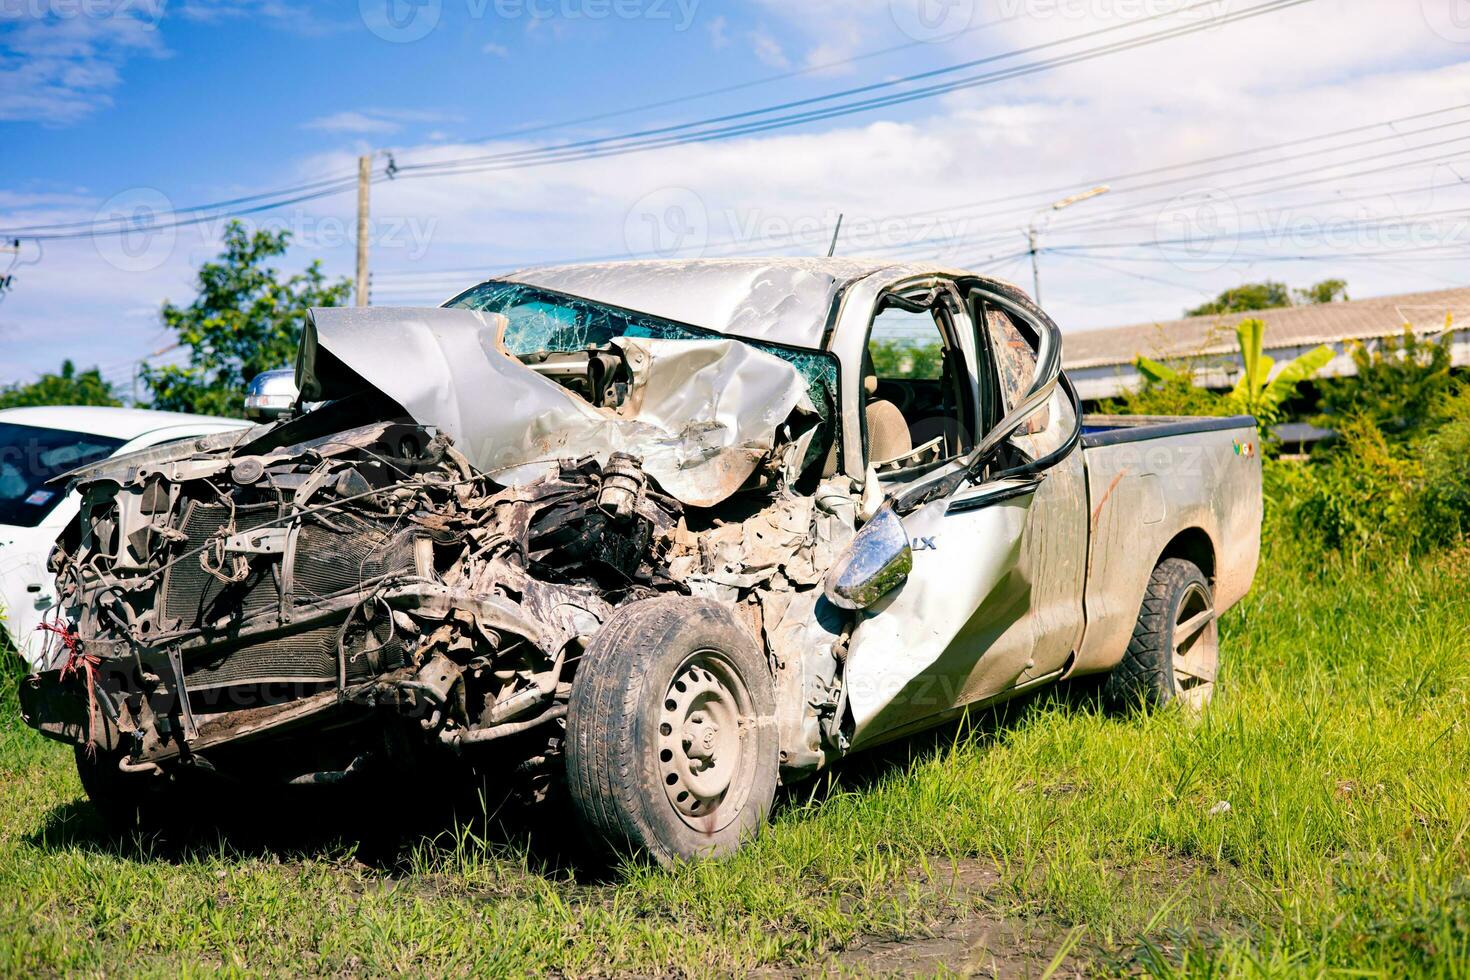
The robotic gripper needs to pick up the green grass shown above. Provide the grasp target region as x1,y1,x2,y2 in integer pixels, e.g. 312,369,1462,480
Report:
3,540,1470,976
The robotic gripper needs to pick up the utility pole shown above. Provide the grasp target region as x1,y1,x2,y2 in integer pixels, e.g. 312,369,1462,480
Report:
1027,226,1041,306
1026,185,1111,306
356,155,371,307
0,239,19,301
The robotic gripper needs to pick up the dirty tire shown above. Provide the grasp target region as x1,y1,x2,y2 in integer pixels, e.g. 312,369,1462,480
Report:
74,746,166,833
1103,558,1218,712
565,596,778,866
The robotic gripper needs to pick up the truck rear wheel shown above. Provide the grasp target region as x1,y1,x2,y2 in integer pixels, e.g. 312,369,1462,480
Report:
1103,558,1218,712
564,597,778,865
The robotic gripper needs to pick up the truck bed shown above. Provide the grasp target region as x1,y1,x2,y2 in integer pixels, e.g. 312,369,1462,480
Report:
1071,413,1263,676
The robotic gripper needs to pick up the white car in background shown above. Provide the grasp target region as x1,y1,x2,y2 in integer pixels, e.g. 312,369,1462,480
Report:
0,406,248,666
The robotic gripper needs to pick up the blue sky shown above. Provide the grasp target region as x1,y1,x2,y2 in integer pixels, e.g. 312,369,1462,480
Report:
2,0,1468,391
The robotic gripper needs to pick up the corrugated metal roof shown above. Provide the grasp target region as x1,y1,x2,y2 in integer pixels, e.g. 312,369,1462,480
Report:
1062,285,1470,370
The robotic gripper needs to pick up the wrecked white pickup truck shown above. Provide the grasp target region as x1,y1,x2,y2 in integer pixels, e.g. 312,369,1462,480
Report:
20,259,1261,863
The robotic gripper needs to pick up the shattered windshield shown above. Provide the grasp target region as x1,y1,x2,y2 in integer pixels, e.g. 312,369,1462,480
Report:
447,281,841,462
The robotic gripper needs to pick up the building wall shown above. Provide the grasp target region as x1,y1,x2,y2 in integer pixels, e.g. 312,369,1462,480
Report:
1068,328,1470,403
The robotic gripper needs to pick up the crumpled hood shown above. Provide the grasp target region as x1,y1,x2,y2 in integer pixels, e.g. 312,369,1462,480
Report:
297,306,815,507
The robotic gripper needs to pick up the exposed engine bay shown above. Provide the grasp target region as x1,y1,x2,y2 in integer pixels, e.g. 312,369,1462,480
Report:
21,306,860,798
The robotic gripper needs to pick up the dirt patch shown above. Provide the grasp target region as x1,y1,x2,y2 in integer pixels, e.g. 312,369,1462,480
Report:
753,859,1085,978
833,911,1084,978
762,851,1243,977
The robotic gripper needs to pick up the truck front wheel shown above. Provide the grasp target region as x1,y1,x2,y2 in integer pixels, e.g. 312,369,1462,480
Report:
74,745,167,833
1103,558,1219,712
564,597,778,865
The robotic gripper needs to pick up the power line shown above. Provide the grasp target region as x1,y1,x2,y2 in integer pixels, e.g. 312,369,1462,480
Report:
0,173,361,237
830,143,1470,261
392,0,1314,178
1,0,1313,244
436,150,1470,281
404,0,1252,171
448,2,1044,146
6,177,373,242
374,102,1470,284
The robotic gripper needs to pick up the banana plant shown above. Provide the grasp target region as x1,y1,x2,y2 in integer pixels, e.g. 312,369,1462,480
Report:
1132,317,1333,426
1228,318,1334,425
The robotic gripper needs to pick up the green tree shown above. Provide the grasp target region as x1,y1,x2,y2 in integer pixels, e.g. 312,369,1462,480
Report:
142,221,351,417
1185,280,1293,317
1294,278,1348,306
1184,278,1349,317
868,339,944,380
0,360,121,409
1315,323,1453,437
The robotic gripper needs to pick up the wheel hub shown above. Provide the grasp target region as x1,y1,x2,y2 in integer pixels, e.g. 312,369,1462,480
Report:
1172,580,1219,710
658,654,753,823
683,712,719,766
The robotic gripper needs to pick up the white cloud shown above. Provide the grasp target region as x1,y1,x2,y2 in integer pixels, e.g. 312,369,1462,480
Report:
302,107,465,135
174,0,348,36
706,14,728,49
750,0,880,75
303,111,403,135
0,0,169,124
747,28,789,69
482,40,510,56
0,0,357,126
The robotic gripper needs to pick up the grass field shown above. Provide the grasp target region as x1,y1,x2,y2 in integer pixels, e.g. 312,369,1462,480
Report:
3,537,1469,976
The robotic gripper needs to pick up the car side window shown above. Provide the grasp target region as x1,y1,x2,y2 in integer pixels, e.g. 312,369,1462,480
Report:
978,303,1050,436
863,289,977,477
868,307,945,381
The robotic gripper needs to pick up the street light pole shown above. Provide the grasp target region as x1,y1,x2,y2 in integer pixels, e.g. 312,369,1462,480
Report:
1026,185,1111,306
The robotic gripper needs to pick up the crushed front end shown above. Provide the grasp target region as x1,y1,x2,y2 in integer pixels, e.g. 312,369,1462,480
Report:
20,420,685,787
20,303,862,807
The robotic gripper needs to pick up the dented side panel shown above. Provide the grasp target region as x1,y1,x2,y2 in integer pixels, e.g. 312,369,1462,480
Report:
844,487,1035,747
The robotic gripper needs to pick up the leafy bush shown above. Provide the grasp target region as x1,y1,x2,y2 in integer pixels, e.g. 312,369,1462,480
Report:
1097,311,1470,562
0,360,120,409
1285,416,1423,556
1414,387,1470,550
1097,375,1232,418
1182,277,1347,317
1315,326,1453,438
868,339,943,380
1279,384,1470,560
